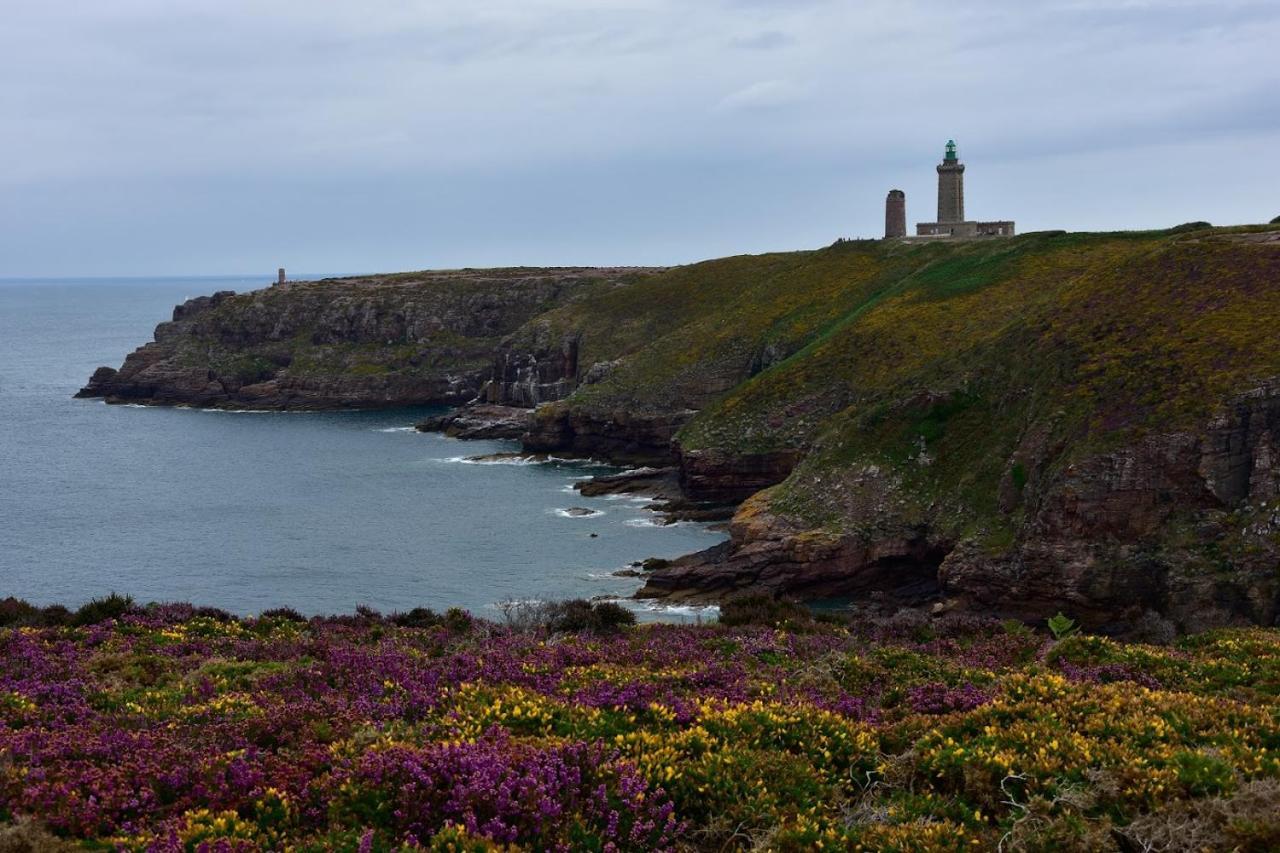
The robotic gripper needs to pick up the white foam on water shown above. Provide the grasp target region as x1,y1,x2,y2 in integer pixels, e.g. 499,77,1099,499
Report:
545,455,616,469
438,454,542,466
585,571,634,581
624,517,665,528
552,508,605,519
636,600,721,618
484,597,546,610
375,426,417,433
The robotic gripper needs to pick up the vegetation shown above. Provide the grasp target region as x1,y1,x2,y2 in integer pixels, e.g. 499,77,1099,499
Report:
159,268,643,396
2,602,1279,850
510,227,1280,563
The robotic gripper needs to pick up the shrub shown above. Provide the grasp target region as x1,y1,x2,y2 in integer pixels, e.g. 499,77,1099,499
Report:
1271,215,1280,224
0,599,73,628
1169,220,1212,233
443,607,474,634
1119,778,1280,852
39,604,73,626
391,607,442,628
0,597,44,628
259,606,307,623
191,606,234,622
71,593,135,626
496,599,635,634
719,594,816,630
546,599,635,634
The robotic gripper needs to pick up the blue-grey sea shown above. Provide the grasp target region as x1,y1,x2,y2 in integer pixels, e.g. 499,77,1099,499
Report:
0,278,724,619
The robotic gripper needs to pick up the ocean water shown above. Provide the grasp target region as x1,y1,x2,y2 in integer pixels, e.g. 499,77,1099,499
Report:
0,278,724,619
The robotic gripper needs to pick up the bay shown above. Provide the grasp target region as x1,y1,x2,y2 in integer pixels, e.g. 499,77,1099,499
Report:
0,278,723,619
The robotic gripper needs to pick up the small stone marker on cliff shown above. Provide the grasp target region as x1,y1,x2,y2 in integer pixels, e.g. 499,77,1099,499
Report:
277,268,286,286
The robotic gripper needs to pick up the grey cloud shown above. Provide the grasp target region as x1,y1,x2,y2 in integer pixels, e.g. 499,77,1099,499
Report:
730,30,794,50
0,0,1276,275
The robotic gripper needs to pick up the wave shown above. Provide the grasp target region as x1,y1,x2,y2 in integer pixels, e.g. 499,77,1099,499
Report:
634,600,721,619
584,571,636,581
552,507,605,519
544,456,617,469
439,453,622,470
483,598,546,610
374,426,418,433
438,454,543,466
624,517,666,528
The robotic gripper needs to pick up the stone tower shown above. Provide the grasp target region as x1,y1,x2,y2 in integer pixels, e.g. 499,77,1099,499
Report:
936,140,965,223
885,190,907,238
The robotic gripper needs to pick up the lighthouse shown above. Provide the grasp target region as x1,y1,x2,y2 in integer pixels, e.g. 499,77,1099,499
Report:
908,140,1015,238
936,140,965,224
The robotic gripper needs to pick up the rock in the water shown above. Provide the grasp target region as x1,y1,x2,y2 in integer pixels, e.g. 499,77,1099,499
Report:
416,404,532,440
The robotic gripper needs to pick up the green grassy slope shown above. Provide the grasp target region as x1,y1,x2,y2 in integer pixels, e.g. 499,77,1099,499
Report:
541,226,1280,542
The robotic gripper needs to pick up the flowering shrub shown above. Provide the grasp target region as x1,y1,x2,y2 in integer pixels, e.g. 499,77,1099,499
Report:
1,608,1278,850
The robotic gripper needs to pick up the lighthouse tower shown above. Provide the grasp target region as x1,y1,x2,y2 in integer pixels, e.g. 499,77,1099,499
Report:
936,140,965,223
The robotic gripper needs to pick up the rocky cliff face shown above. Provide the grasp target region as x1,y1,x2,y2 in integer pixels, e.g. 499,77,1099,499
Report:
641,377,1280,635
79,268,655,409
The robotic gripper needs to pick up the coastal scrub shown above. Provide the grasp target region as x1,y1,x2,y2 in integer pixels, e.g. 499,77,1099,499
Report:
2,604,1279,849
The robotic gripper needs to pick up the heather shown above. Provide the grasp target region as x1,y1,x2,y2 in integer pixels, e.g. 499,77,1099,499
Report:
3,602,1280,850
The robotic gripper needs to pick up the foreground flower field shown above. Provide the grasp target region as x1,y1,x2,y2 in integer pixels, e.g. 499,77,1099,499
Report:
1,601,1278,852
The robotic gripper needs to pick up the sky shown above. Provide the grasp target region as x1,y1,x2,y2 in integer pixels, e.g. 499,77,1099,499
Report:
1,0,1278,277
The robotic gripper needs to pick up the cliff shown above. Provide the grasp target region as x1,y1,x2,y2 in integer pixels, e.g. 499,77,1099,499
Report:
81,227,1280,633
78,267,658,409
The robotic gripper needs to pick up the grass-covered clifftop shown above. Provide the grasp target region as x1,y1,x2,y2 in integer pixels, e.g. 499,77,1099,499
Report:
534,227,1280,456
2,601,1279,851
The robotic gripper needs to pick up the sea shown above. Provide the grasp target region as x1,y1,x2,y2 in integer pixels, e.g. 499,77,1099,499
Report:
0,277,725,620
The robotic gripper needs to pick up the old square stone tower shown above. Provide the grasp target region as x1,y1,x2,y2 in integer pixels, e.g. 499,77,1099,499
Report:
884,141,1015,239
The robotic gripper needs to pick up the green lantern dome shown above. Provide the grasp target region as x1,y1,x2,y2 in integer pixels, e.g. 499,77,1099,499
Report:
944,140,958,161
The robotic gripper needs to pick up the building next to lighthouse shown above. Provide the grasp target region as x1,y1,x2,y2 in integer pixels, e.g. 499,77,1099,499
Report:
884,140,1015,239
884,189,907,238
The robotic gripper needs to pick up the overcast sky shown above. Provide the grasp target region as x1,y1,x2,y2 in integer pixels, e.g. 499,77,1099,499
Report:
1,0,1277,276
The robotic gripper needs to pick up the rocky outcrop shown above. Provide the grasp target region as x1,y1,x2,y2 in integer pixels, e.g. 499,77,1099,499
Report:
78,269,653,410
677,447,802,503
643,378,1280,635
522,403,696,465
415,405,532,440
639,493,949,605
480,337,580,407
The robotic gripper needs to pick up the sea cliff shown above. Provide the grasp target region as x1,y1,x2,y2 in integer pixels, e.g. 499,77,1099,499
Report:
80,227,1280,633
